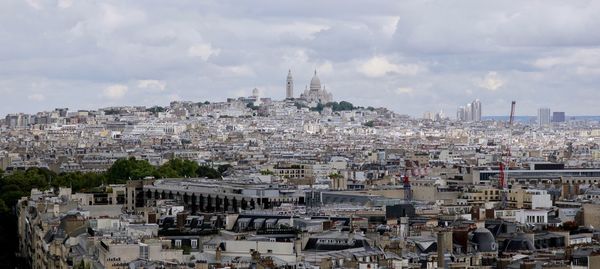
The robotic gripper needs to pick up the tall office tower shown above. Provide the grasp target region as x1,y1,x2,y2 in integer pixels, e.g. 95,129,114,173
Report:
465,103,473,122
552,111,566,123
285,69,294,99
471,99,482,121
457,106,466,121
537,108,551,126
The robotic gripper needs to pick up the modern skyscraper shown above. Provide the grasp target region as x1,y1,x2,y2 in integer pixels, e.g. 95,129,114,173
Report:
457,106,465,121
537,108,551,126
552,111,566,123
285,69,294,99
471,99,482,121
465,103,473,122
456,99,482,122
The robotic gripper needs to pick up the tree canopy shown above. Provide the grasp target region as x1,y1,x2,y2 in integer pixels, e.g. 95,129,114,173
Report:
309,101,356,112
0,157,225,267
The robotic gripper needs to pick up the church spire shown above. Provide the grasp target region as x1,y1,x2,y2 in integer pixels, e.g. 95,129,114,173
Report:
286,69,294,99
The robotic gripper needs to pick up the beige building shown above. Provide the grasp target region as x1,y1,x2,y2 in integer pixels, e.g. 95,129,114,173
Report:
582,203,600,229
272,162,313,180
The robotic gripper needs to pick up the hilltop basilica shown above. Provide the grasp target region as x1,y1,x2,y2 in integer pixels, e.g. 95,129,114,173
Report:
285,70,333,106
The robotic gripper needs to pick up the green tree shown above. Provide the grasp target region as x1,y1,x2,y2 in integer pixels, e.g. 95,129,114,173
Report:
294,102,307,109
156,159,199,178
0,199,9,214
0,190,26,209
146,106,166,115
196,166,222,178
246,103,259,111
328,172,344,179
217,164,233,174
155,165,179,178
337,101,354,111
260,169,274,175
107,157,156,181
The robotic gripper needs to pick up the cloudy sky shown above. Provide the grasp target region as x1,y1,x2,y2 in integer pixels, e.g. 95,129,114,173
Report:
1,0,600,116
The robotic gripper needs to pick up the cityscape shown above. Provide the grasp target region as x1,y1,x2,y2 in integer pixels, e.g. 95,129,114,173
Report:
2,1,600,269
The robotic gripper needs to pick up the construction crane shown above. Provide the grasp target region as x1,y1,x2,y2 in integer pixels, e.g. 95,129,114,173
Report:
402,160,414,201
403,175,412,201
498,101,516,209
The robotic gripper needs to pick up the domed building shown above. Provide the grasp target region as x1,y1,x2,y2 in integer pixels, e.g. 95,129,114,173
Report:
300,70,333,105
501,232,535,253
470,227,497,252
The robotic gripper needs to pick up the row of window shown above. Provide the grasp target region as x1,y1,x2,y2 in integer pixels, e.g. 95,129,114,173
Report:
174,239,198,249
526,215,545,223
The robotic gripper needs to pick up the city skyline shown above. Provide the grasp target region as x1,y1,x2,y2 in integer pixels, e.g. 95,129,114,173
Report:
4,2,600,268
2,1,600,116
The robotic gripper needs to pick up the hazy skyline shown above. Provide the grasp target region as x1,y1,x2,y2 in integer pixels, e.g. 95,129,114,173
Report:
2,0,600,116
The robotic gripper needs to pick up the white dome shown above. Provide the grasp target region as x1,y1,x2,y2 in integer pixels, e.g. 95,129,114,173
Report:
309,70,321,92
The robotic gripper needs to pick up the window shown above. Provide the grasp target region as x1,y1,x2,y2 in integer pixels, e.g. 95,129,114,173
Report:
191,240,198,249
175,240,182,248
267,249,273,253
140,245,149,259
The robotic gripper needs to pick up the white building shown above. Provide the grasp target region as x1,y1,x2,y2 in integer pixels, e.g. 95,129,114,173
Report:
300,70,333,105
515,209,548,225
538,107,551,126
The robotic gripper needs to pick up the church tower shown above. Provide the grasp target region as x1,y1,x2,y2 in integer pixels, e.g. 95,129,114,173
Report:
286,69,294,99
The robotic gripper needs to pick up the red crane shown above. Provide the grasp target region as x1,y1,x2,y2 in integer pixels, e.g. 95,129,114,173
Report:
499,101,516,209
403,175,412,201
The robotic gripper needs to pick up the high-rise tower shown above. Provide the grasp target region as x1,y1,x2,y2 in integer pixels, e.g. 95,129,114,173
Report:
538,107,551,126
286,69,294,99
472,99,482,121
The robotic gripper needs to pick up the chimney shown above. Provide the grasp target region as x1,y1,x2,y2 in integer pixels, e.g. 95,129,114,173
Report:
147,212,157,224
177,211,188,229
562,183,570,200
437,230,453,268
215,247,222,263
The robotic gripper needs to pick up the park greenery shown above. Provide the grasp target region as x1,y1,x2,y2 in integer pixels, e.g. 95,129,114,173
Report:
0,157,226,266
310,101,356,112
0,158,225,215
294,100,363,113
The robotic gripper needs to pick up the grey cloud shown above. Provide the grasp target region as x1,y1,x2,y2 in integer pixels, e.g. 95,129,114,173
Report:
1,0,600,116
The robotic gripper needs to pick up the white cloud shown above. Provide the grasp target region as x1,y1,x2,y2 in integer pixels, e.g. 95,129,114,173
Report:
220,65,255,77
318,61,334,75
395,87,414,95
137,80,166,91
359,56,423,77
57,0,73,9
477,71,504,91
27,93,45,101
103,85,128,99
188,44,220,61
533,49,600,71
25,0,43,10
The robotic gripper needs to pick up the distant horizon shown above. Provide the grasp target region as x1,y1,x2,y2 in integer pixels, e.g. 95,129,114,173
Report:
483,115,600,118
4,99,600,119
